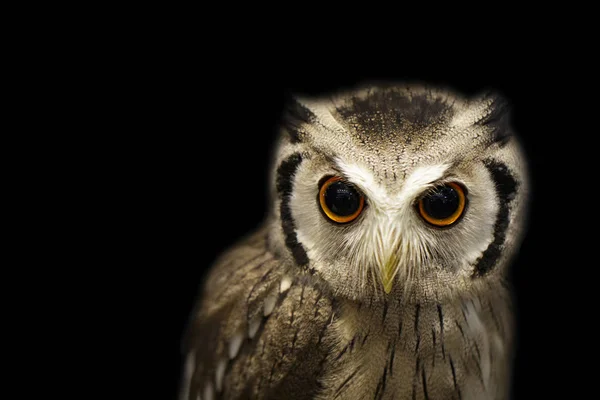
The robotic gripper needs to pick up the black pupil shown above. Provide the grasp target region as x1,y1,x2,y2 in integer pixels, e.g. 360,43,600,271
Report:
324,181,361,217
422,186,459,219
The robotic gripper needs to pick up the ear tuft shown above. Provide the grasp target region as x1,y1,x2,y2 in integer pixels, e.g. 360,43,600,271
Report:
475,92,512,146
280,95,316,144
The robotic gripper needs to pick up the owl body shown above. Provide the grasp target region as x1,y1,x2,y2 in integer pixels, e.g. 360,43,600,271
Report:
181,84,528,400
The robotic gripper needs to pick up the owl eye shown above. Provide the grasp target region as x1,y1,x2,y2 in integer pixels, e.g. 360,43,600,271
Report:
418,182,466,227
319,176,365,223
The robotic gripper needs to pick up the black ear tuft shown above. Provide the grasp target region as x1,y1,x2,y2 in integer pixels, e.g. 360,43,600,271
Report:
280,95,316,143
476,93,512,146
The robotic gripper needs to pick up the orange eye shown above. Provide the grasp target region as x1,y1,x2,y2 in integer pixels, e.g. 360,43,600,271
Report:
418,182,466,227
319,176,365,223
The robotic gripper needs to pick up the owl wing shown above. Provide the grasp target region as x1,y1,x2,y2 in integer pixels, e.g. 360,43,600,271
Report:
180,227,334,400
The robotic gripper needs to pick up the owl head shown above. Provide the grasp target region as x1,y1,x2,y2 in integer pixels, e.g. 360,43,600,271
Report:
266,84,529,303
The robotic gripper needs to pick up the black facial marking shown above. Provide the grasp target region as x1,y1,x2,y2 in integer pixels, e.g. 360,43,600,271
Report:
473,159,519,277
476,93,512,146
276,153,309,266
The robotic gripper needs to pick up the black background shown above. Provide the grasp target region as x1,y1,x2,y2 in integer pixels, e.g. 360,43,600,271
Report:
134,39,589,399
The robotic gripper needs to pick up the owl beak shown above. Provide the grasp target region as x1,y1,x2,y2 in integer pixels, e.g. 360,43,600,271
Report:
381,253,398,294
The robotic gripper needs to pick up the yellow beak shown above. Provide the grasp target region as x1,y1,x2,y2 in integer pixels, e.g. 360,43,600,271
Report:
381,253,398,294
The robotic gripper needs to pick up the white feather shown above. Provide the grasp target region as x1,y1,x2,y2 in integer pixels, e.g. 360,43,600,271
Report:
180,352,195,400
228,332,243,359
203,382,214,400
279,275,292,293
215,358,227,392
248,315,261,339
263,293,277,317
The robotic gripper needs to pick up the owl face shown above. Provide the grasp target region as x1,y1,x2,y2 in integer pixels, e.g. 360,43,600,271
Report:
269,85,528,302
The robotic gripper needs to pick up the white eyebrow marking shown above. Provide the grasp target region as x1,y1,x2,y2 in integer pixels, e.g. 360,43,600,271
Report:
336,159,388,204
399,164,451,202
336,159,450,210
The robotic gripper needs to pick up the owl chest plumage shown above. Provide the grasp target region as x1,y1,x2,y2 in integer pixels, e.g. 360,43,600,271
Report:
318,292,513,400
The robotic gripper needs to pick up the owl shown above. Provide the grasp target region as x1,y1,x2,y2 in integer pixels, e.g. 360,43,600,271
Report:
179,83,529,400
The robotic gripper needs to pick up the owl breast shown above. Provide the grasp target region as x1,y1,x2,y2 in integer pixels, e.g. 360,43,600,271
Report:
316,286,513,400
